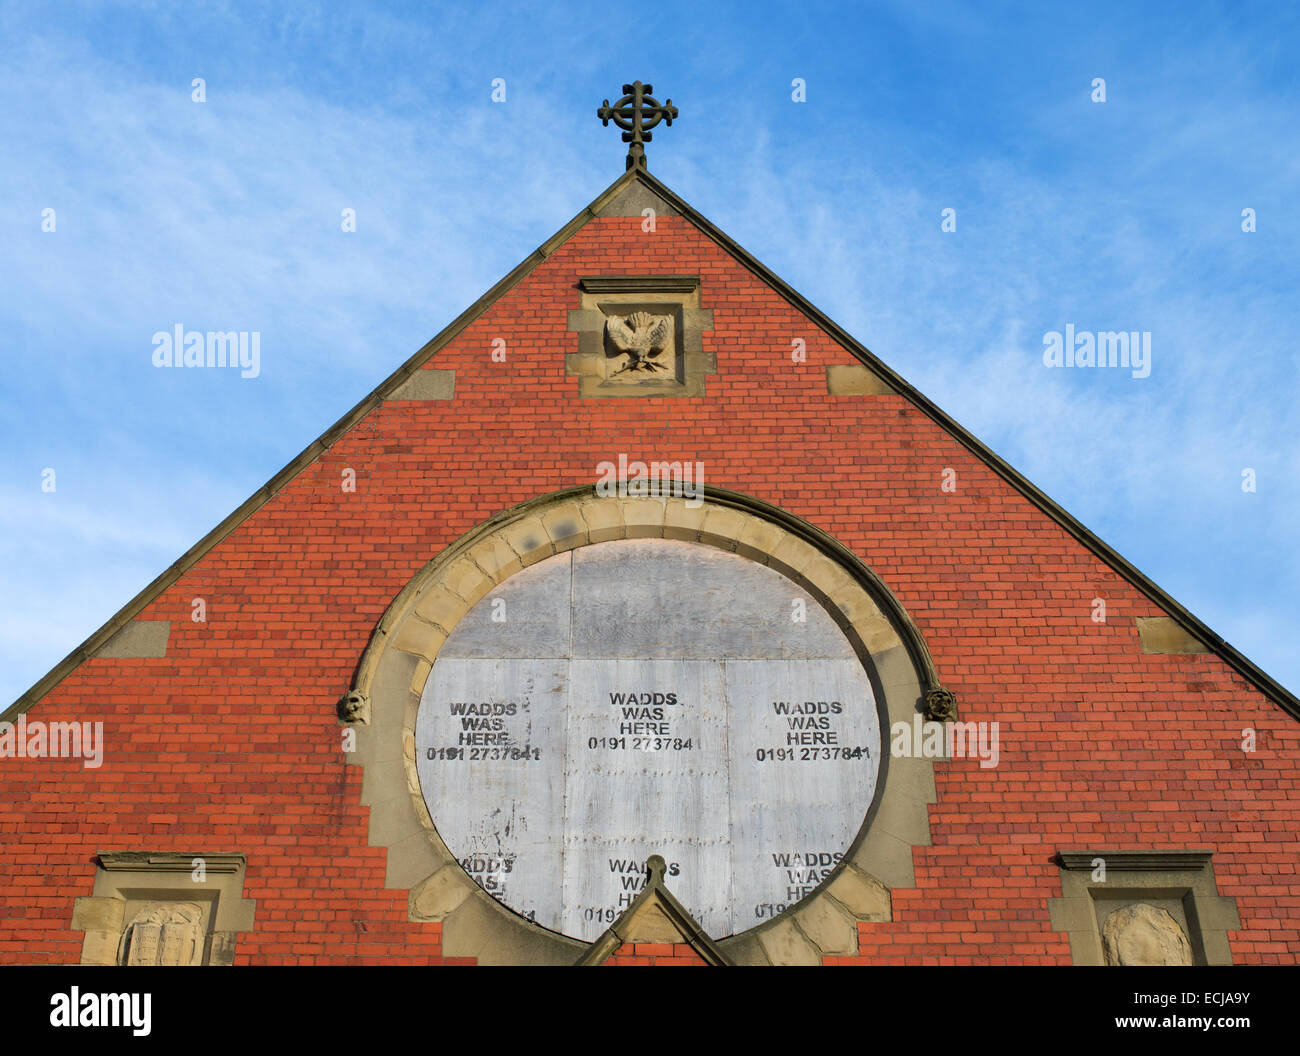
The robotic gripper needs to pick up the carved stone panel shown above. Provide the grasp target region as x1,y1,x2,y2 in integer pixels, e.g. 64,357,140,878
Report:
602,309,678,383
118,902,206,966
566,277,714,397
1101,903,1194,966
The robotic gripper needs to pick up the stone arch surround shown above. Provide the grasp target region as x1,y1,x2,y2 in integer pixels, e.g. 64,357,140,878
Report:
343,485,942,965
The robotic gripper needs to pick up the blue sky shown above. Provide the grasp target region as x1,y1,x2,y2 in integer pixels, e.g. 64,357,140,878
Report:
1,0,1296,703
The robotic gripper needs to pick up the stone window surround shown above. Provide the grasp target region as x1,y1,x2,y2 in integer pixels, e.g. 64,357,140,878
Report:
341,484,946,965
1047,850,1240,965
71,851,256,966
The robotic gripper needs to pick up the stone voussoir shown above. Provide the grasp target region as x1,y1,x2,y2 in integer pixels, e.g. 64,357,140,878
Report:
793,893,860,957
497,516,555,566
825,863,891,921
390,615,447,662
662,496,708,541
409,658,432,695
575,497,625,542
765,531,822,580
846,605,903,655
540,502,590,552
697,505,750,551
733,516,790,565
409,864,475,922
411,586,470,636
468,535,525,584
756,917,823,966
618,498,667,538
800,557,859,610
438,556,496,607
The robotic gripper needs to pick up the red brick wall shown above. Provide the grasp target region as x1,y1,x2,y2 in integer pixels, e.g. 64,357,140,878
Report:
604,943,707,966
1,211,1296,965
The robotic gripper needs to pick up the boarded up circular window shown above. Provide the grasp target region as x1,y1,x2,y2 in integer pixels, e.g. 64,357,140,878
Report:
415,538,882,940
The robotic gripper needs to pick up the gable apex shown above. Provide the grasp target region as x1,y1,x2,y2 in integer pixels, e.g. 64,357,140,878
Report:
595,177,680,219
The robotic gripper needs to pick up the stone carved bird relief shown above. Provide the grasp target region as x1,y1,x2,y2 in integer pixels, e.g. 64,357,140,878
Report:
604,311,672,375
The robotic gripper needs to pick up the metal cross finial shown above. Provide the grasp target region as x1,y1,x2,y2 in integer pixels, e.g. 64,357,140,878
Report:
598,81,678,172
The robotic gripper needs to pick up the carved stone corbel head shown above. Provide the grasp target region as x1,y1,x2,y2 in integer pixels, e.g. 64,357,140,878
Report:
337,689,370,725
923,687,957,722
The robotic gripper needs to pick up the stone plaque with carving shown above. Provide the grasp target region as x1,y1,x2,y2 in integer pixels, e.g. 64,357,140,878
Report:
1102,903,1195,966
414,539,882,941
566,277,715,397
603,310,677,381
118,902,206,966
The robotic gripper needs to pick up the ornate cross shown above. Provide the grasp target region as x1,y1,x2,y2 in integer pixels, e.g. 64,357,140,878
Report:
598,81,678,172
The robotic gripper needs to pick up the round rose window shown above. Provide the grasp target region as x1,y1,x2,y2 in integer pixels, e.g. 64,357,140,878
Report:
414,538,881,940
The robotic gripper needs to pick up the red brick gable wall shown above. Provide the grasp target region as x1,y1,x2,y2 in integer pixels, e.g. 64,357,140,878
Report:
1,210,1296,966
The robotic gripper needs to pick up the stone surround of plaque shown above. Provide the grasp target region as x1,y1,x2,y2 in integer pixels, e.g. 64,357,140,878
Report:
415,539,882,941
